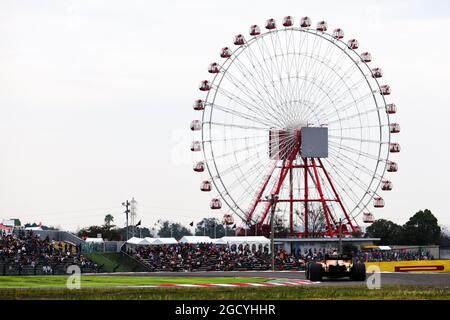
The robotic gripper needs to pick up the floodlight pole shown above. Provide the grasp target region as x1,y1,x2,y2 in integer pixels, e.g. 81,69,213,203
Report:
338,218,343,254
122,200,130,241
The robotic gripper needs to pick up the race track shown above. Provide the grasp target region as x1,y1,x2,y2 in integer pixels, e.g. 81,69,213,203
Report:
90,271,450,287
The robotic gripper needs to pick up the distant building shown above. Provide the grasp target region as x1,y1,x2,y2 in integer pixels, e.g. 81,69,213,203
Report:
1,219,21,227
0,223,14,235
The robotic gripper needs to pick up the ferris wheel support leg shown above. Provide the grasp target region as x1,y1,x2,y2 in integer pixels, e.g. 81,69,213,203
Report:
317,158,357,233
245,161,277,225
311,158,334,237
258,163,288,226
259,144,300,226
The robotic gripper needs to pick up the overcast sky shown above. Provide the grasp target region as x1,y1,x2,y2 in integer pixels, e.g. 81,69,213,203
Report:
0,0,449,232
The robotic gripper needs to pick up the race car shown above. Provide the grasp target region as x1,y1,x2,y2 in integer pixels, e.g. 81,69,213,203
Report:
305,253,366,281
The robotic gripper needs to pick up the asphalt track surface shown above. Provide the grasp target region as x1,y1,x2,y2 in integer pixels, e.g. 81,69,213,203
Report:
90,271,450,287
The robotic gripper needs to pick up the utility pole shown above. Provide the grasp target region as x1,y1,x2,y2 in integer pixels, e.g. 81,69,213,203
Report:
267,194,279,271
122,200,130,241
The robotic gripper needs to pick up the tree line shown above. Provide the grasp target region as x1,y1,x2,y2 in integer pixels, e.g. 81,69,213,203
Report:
366,209,448,246
76,216,235,241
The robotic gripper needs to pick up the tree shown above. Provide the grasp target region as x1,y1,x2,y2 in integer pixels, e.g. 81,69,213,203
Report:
119,226,152,239
24,222,58,231
104,214,114,226
195,218,233,238
77,224,122,241
365,219,404,244
273,215,289,236
296,208,327,237
157,221,192,239
402,209,441,245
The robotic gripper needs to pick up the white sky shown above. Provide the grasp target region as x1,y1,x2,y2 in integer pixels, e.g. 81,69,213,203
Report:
0,0,449,231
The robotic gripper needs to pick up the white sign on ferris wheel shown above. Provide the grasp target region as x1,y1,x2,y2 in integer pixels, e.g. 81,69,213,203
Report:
190,16,400,238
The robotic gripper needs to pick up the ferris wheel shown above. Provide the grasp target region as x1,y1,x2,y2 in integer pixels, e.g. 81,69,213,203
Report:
190,16,400,238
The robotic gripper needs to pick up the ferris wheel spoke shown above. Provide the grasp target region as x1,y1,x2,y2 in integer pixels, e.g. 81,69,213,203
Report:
313,55,363,107
218,158,272,206
324,156,377,207
321,157,374,211
213,77,283,125
205,131,295,165
302,39,333,108
220,70,285,124
325,108,381,126
327,152,381,191
262,35,299,126
204,133,269,143
213,85,284,127
307,59,361,120
317,91,374,123
306,68,367,125
241,41,286,111
329,135,386,145
328,148,384,181
265,33,292,105
297,33,319,101
207,121,268,131
298,34,321,110
210,148,269,179
274,31,298,111
211,103,277,127
328,123,387,131
329,140,380,162
327,108,383,128
224,54,288,123
204,139,268,162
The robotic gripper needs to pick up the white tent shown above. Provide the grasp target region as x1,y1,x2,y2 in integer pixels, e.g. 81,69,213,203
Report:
151,237,178,245
179,236,214,244
126,237,145,245
219,236,270,246
213,238,228,245
143,237,157,245
25,226,43,231
85,237,104,243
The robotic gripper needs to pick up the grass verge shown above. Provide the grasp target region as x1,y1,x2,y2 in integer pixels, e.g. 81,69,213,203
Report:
0,285,448,300
0,275,267,289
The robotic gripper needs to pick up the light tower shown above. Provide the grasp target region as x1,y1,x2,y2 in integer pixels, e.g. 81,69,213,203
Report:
130,197,138,238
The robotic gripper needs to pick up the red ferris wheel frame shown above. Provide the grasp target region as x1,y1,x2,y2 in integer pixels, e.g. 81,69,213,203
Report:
243,129,356,238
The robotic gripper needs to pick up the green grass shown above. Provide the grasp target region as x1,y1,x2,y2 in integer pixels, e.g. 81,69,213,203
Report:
0,275,448,300
0,285,448,300
0,275,268,289
86,253,147,272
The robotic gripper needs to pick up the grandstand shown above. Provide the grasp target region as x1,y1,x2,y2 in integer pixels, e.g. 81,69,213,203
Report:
0,230,100,275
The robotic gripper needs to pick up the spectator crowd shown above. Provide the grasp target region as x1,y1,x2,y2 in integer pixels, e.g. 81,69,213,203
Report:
130,243,435,272
289,247,434,262
0,230,99,274
0,230,435,275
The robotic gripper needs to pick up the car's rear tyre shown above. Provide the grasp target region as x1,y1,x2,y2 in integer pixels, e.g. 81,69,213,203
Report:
308,263,323,282
350,262,366,281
